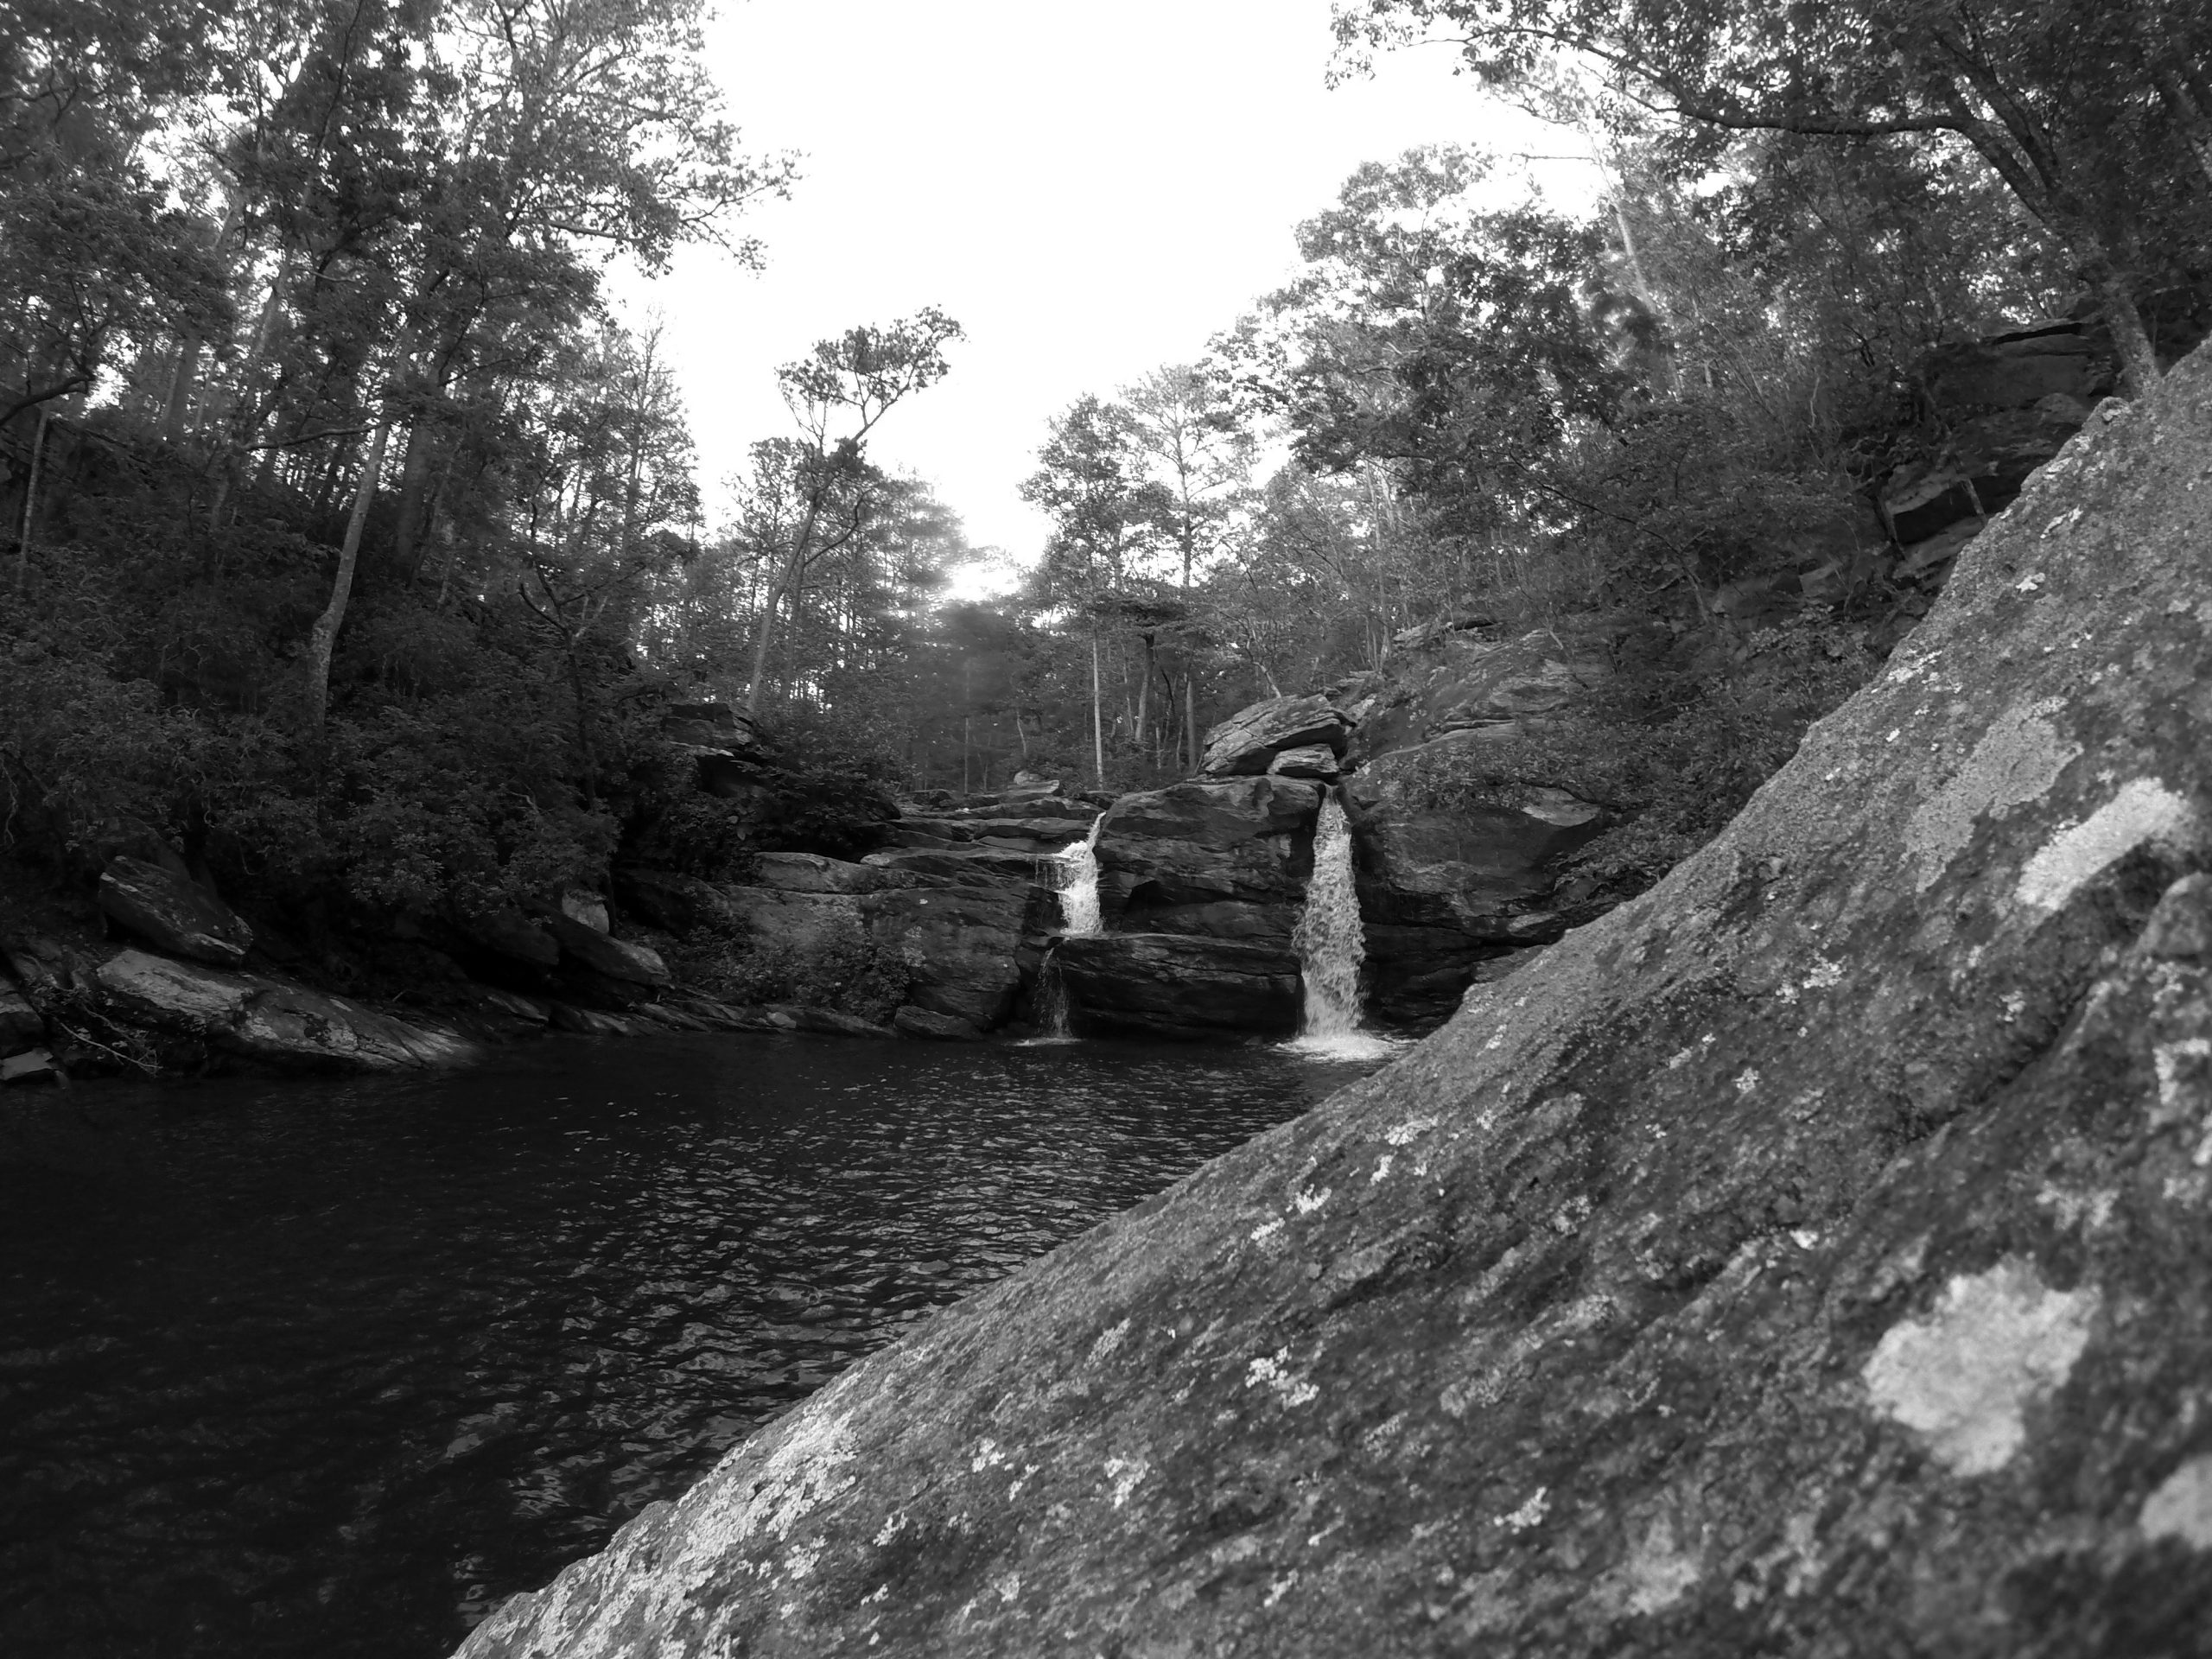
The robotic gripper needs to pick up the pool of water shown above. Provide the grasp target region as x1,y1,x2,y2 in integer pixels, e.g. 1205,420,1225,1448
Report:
0,1033,1376,1659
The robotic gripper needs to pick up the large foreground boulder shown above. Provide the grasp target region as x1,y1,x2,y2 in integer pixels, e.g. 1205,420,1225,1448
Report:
456,351,2212,1656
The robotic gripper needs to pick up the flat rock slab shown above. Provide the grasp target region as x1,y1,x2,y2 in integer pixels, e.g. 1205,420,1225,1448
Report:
1200,692,1356,778
92,949,478,1071
454,355,2212,1656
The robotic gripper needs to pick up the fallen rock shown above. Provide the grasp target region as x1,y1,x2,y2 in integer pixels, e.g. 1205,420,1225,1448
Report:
1199,693,1356,778
95,857,253,967
557,889,611,932
1056,932,1301,1039
1267,744,1341,780
453,333,2212,1658
542,912,671,988
0,987,44,1047
90,949,477,1071
0,1047,56,1084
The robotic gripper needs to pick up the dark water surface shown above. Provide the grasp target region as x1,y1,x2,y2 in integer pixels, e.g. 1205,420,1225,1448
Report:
0,1033,1371,1659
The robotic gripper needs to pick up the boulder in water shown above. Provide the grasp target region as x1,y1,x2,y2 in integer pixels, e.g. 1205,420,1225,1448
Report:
95,856,253,967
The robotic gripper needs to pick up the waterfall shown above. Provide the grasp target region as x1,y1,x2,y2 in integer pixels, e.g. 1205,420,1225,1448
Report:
1025,816,1105,1043
1289,795,1393,1058
1032,944,1073,1040
1054,814,1105,938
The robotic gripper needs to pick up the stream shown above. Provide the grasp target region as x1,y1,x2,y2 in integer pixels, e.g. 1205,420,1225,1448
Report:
0,1033,1377,1659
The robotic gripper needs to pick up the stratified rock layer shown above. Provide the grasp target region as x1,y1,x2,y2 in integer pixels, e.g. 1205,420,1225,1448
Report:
457,348,2212,1656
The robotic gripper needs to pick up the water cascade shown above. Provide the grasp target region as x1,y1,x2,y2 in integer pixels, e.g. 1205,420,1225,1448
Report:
1031,815,1105,1039
1055,814,1105,938
1289,795,1395,1058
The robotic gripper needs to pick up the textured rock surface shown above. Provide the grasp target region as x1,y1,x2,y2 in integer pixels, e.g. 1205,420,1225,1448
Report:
91,948,478,1070
865,887,1027,1031
1055,932,1301,1039
460,349,2212,1658
1198,693,1356,778
1094,776,1320,917
542,911,671,988
1352,789,1605,1027
95,856,253,967
751,851,919,894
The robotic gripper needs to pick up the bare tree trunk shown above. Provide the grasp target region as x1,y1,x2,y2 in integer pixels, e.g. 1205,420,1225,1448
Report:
305,416,391,730
1090,630,1105,788
1184,673,1198,772
14,410,49,594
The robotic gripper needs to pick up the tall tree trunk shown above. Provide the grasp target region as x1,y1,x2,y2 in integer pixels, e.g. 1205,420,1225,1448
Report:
747,490,828,715
14,410,49,594
1090,629,1105,788
1184,673,1198,772
2158,69,2212,188
389,419,439,574
305,416,391,730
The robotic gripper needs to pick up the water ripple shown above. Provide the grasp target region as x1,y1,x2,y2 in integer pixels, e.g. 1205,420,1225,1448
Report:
0,1033,1376,1659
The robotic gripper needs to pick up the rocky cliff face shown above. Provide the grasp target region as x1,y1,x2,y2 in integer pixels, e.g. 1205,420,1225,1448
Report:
455,344,2212,1656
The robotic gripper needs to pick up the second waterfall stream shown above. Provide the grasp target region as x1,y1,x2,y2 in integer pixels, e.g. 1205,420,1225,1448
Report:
1289,795,1395,1059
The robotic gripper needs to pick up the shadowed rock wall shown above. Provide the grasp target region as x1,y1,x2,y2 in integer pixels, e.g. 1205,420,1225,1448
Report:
454,344,2212,1656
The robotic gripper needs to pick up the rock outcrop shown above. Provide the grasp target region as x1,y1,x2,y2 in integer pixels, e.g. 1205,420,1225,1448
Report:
1198,692,1355,778
1093,776,1319,917
455,346,2212,1655
90,946,479,1070
95,856,254,967
1350,783,1606,1026
1056,933,1302,1039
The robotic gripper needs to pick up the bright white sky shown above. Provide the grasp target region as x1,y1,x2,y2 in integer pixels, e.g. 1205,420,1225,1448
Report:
614,0,1598,586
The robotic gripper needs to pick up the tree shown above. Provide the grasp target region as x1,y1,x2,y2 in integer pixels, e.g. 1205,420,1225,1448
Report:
741,308,963,715
1020,395,1174,785
1337,0,2212,391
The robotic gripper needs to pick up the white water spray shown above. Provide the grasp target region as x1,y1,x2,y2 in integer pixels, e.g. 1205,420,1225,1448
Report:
1027,814,1107,1043
1055,814,1105,938
1288,796,1395,1060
